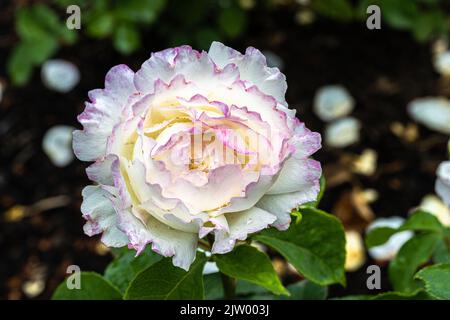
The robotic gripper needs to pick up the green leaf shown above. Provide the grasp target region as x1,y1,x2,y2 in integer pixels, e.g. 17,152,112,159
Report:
400,211,443,233
415,263,450,299
312,0,354,22
86,12,115,38
104,247,162,294
16,7,50,41
236,280,270,296
124,252,207,300
365,227,397,248
218,7,247,39
113,24,141,55
7,43,34,86
433,239,450,263
281,280,328,300
195,28,221,51
371,289,433,300
16,5,76,45
204,273,224,300
389,233,441,293
214,245,288,295
115,0,167,24
52,272,122,300
365,211,443,248
254,207,346,286
378,0,419,30
27,36,58,65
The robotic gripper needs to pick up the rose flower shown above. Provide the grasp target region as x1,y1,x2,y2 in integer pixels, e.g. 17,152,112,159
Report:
74,42,321,270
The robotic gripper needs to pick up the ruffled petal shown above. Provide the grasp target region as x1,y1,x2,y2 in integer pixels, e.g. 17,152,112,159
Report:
267,158,322,195
117,206,197,271
256,184,320,230
73,65,137,161
211,207,276,254
80,185,128,247
208,41,287,105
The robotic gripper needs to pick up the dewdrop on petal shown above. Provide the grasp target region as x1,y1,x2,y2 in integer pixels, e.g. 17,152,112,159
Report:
367,217,413,261
41,59,80,93
344,230,366,272
43,125,75,167
433,51,450,76
419,194,450,227
325,117,361,148
313,85,355,122
408,97,450,134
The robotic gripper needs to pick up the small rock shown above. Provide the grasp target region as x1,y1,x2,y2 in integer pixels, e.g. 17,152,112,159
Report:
42,125,75,167
419,194,450,227
436,160,450,206
351,149,378,176
434,50,450,76
295,9,315,26
432,38,448,56
367,217,413,261
325,117,361,148
314,85,355,122
41,59,80,93
345,230,366,272
22,280,45,298
203,261,219,275
408,97,450,134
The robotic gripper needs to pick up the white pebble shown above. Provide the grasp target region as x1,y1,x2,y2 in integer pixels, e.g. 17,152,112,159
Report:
313,85,355,122
324,117,361,148
436,161,450,206
345,230,366,272
203,261,219,275
434,51,450,76
41,59,80,93
408,97,450,134
42,125,75,167
367,217,413,261
419,194,450,227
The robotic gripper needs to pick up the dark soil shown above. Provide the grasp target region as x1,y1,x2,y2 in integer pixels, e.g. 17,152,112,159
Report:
0,3,448,299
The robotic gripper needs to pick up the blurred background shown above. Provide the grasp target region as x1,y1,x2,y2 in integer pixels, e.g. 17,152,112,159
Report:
1,0,450,300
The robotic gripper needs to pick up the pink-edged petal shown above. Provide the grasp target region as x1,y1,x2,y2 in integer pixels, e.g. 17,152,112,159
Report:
116,206,197,271
134,46,238,95
85,155,116,185
256,184,320,230
208,41,287,104
267,158,322,195
216,174,275,215
73,65,137,161
80,185,128,247
163,164,247,214
291,122,322,159
211,207,276,254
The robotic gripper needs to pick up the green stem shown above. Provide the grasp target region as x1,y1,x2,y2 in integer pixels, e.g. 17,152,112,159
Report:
220,272,236,300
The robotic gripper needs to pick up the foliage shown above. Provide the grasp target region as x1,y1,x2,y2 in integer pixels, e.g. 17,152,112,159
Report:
51,174,450,300
8,0,249,86
311,0,449,43
364,210,450,299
